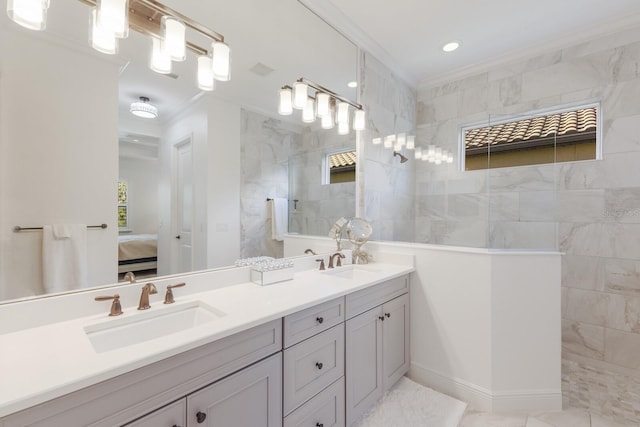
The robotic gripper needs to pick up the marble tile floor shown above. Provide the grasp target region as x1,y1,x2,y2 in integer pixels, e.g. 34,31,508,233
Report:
459,408,639,427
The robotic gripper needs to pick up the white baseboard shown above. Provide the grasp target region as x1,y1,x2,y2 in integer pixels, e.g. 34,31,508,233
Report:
408,362,562,413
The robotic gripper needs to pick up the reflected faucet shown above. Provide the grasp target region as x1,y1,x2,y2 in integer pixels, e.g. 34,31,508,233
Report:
328,252,345,269
138,283,158,310
123,271,136,283
304,249,316,255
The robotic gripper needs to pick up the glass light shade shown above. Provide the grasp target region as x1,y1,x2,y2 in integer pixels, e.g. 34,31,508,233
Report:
338,121,349,135
394,142,402,151
293,82,307,110
414,147,422,159
90,8,118,55
447,153,454,164
7,0,49,30
353,109,365,131
337,102,349,125
321,110,334,129
162,17,186,61
397,133,406,147
427,145,436,157
130,97,158,119
383,136,393,149
316,93,330,117
372,137,382,145
406,135,415,150
435,158,442,165
197,55,215,91
435,147,443,161
212,41,231,81
150,37,172,74
96,0,128,38
422,154,429,161
278,87,293,115
302,97,315,123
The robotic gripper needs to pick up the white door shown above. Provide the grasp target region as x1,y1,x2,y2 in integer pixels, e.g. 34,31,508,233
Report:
176,140,193,273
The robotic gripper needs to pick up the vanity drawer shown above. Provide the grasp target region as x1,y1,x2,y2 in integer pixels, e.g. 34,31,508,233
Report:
284,296,345,348
284,377,345,427
345,275,409,319
283,324,345,415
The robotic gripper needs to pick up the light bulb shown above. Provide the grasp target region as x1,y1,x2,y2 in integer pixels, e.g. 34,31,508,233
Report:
278,87,293,116
96,0,128,38
293,82,307,110
90,8,118,55
337,102,349,125
212,41,231,81
406,135,415,150
353,109,366,131
162,17,186,61
415,147,422,159
372,137,382,145
7,0,49,30
197,55,215,91
150,37,172,74
302,97,315,123
316,93,330,117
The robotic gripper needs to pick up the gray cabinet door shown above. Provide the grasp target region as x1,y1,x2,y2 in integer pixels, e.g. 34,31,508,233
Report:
186,353,282,427
125,399,186,427
345,306,382,426
382,293,410,391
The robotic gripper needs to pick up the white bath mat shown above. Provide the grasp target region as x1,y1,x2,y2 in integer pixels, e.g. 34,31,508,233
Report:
354,377,467,427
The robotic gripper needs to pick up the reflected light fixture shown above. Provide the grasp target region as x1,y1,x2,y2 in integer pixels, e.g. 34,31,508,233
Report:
406,135,415,150
7,0,49,30
347,81,358,88
442,41,460,52
130,96,158,119
279,77,365,135
7,0,230,91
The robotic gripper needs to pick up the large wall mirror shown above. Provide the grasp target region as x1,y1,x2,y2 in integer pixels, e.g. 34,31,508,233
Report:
0,0,357,303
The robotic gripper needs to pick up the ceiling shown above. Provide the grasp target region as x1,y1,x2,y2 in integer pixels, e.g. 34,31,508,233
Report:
303,0,640,86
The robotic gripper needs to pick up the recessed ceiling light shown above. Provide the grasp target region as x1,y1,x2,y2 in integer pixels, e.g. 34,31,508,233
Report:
442,41,460,52
347,81,358,88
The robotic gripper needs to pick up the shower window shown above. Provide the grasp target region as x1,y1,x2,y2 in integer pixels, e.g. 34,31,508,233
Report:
323,149,356,184
461,103,601,171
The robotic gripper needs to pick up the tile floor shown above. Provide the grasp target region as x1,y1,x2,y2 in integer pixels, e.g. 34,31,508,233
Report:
459,408,639,427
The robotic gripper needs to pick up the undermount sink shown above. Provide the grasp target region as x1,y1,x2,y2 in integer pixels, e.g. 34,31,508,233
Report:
84,301,225,353
322,265,381,280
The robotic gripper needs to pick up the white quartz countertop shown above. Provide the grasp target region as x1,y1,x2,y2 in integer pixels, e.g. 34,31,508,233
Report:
0,261,413,418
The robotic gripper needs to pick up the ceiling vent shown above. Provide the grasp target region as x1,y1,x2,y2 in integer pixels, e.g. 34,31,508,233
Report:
249,62,275,77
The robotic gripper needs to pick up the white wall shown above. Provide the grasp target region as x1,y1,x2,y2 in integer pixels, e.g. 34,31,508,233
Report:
118,157,159,234
0,28,119,300
284,235,562,412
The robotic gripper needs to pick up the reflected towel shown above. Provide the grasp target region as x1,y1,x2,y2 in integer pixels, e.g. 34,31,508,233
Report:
42,224,88,293
270,198,288,241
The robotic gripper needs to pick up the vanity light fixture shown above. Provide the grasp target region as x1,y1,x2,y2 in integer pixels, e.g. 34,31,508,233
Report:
130,96,158,119
197,55,215,91
278,77,366,134
7,0,231,91
7,0,49,30
442,41,461,52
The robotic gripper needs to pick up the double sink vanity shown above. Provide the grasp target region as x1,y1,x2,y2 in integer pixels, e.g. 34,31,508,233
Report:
0,253,414,427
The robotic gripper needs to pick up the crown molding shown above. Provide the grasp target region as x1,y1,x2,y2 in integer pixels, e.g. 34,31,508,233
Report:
419,12,640,90
297,0,418,88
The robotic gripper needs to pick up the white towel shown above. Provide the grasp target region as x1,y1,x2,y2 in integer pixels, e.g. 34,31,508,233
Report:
42,224,88,293
270,198,288,241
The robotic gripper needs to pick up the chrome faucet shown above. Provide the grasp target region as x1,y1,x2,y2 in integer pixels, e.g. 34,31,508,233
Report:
123,271,136,283
328,252,345,269
138,283,157,310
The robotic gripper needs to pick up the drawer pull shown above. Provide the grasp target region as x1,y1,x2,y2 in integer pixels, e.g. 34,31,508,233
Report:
196,411,207,423
316,316,324,324
378,315,385,321
316,362,324,370
172,425,181,427
316,423,324,427
385,312,391,318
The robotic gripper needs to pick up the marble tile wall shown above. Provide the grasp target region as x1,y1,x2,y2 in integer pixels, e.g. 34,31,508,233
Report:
416,26,640,419
360,51,417,242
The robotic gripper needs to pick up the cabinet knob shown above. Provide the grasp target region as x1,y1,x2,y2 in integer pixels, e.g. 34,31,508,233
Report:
196,411,207,423
316,316,324,324
316,362,324,370
378,315,385,321
385,312,391,318
317,423,324,427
